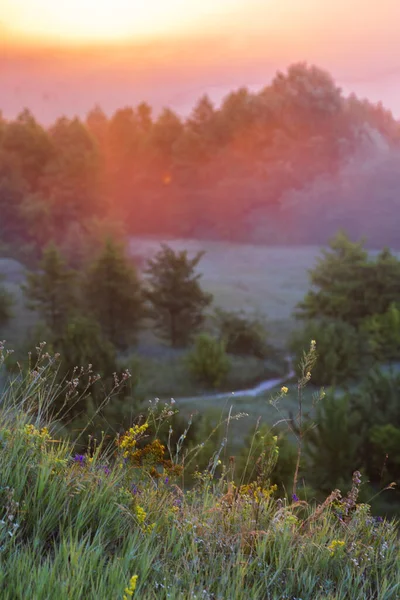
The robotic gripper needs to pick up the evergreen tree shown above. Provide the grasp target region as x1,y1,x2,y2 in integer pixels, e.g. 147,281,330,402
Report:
85,238,143,349
362,303,400,362
145,245,212,346
296,232,400,327
23,243,77,339
296,231,370,326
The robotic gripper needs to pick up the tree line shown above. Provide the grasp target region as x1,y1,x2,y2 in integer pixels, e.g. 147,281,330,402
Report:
1,63,400,266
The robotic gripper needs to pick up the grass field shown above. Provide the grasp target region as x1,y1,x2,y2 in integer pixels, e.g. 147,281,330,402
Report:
130,237,320,346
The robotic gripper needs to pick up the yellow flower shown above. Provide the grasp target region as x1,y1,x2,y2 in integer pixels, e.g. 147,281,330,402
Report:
281,386,288,394
135,505,147,524
328,539,345,556
123,574,138,598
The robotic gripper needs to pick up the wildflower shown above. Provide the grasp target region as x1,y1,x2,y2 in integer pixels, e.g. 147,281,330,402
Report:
73,454,86,465
135,505,147,524
123,574,138,599
292,493,299,502
328,540,345,556
118,423,149,454
281,386,288,394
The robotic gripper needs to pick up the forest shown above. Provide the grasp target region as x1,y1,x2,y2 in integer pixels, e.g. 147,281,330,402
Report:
1,62,400,269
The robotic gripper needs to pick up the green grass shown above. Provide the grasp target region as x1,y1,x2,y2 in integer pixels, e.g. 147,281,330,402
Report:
0,352,399,600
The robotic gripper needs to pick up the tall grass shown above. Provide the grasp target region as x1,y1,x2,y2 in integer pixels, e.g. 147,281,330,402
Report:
0,342,399,599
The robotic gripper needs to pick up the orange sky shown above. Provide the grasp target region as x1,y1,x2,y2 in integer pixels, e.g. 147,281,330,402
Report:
1,0,400,121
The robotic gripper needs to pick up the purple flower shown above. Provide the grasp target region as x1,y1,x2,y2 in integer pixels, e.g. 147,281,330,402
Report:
164,477,169,485
131,484,140,495
375,516,384,523
73,454,86,465
292,494,299,502
101,466,111,476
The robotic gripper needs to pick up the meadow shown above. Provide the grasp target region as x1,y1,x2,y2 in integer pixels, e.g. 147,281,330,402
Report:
0,349,398,600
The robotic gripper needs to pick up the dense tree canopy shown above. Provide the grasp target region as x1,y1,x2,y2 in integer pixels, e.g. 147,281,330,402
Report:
1,63,400,262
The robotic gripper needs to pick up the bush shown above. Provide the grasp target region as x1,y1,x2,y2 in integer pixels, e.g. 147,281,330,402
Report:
290,318,365,386
187,333,231,388
0,279,13,330
215,308,270,358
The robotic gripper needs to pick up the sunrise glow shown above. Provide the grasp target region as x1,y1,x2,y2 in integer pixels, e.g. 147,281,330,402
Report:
2,0,241,44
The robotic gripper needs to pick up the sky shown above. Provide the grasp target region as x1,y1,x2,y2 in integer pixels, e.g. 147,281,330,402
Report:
1,0,400,122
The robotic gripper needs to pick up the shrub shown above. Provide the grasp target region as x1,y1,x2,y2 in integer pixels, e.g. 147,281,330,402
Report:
215,308,270,358
290,318,365,386
187,332,231,388
0,278,13,330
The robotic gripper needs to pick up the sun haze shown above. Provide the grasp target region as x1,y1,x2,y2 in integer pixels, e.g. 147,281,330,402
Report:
2,0,243,44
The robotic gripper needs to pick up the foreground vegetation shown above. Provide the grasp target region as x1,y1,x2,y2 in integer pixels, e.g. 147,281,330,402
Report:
0,343,399,599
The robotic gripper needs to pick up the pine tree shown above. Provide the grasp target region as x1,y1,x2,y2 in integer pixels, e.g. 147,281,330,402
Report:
23,243,77,339
296,231,369,326
85,238,143,349
145,244,213,346
296,232,400,326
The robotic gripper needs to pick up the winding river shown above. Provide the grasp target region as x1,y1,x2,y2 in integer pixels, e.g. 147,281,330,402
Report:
179,360,295,404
